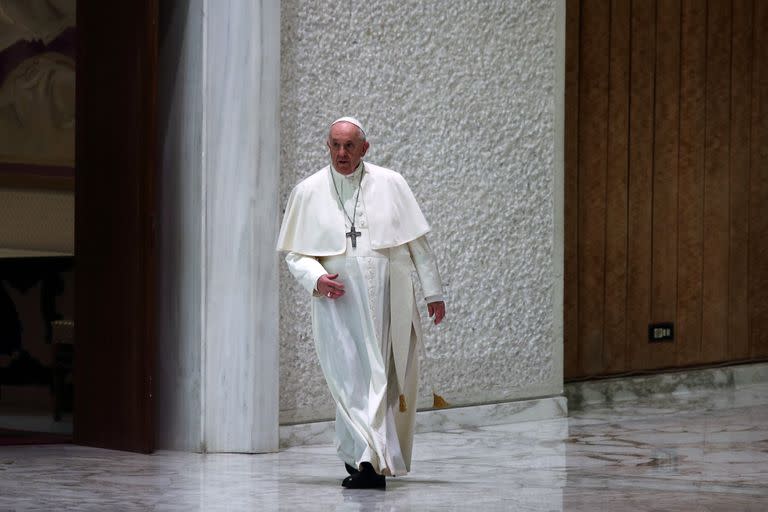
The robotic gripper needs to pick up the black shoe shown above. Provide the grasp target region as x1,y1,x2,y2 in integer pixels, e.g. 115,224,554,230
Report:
344,463,359,475
341,462,385,489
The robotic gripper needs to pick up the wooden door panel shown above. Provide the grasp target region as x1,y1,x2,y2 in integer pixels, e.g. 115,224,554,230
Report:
564,0,581,377
649,0,680,369
701,0,731,364
74,0,158,453
750,1,768,359
577,0,610,376
603,0,631,374
728,0,753,360
676,0,707,366
565,0,767,380
626,0,655,372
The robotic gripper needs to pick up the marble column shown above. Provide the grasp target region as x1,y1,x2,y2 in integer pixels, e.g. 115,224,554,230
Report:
157,0,280,453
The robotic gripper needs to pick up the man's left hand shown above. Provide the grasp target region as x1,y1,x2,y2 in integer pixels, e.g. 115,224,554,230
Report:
427,301,446,325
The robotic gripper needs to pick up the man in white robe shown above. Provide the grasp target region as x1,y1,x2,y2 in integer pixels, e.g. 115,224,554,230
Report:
277,117,445,489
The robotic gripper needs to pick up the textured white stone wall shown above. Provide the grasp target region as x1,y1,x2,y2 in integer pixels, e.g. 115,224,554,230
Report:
280,0,562,423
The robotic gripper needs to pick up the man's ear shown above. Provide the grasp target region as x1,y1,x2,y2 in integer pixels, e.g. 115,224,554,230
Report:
362,141,370,156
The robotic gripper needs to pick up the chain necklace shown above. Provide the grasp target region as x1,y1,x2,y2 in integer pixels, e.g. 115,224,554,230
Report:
331,162,364,248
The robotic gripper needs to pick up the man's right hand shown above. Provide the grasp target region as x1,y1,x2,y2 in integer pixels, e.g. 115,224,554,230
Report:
317,273,345,299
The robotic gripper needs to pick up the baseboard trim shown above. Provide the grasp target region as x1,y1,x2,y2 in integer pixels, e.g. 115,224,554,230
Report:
565,361,768,411
279,395,567,449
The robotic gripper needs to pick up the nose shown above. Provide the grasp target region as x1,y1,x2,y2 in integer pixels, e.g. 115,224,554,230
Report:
337,147,347,158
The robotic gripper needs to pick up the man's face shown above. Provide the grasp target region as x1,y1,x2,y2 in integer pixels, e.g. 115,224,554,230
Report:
327,122,369,175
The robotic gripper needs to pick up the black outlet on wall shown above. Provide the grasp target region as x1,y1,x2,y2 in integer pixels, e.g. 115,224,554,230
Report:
649,323,674,342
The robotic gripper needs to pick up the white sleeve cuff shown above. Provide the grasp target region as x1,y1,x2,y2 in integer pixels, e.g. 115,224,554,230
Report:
408,235,444,300
285,252,328,296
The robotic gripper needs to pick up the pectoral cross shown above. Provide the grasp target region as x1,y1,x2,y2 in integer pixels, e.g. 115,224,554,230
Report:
346,224,361,248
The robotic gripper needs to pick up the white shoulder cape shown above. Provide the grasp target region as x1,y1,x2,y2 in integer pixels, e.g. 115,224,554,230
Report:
276,162,430,255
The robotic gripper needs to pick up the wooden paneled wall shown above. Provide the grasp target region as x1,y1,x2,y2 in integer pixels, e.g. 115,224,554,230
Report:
565,0,768,379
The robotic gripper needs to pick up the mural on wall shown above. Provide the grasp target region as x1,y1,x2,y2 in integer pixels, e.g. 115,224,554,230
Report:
0,1,76,413
0,0,75,187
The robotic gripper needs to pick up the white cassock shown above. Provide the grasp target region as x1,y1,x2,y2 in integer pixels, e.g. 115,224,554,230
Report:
277,161,443,476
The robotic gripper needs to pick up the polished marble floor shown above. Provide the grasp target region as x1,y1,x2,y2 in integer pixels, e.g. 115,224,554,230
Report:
0,383,766,511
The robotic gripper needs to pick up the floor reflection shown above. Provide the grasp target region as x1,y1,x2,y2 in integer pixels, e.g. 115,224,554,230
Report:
0,383,765,511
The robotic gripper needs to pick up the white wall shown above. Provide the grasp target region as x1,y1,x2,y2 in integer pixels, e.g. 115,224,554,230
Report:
279,0,564,423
